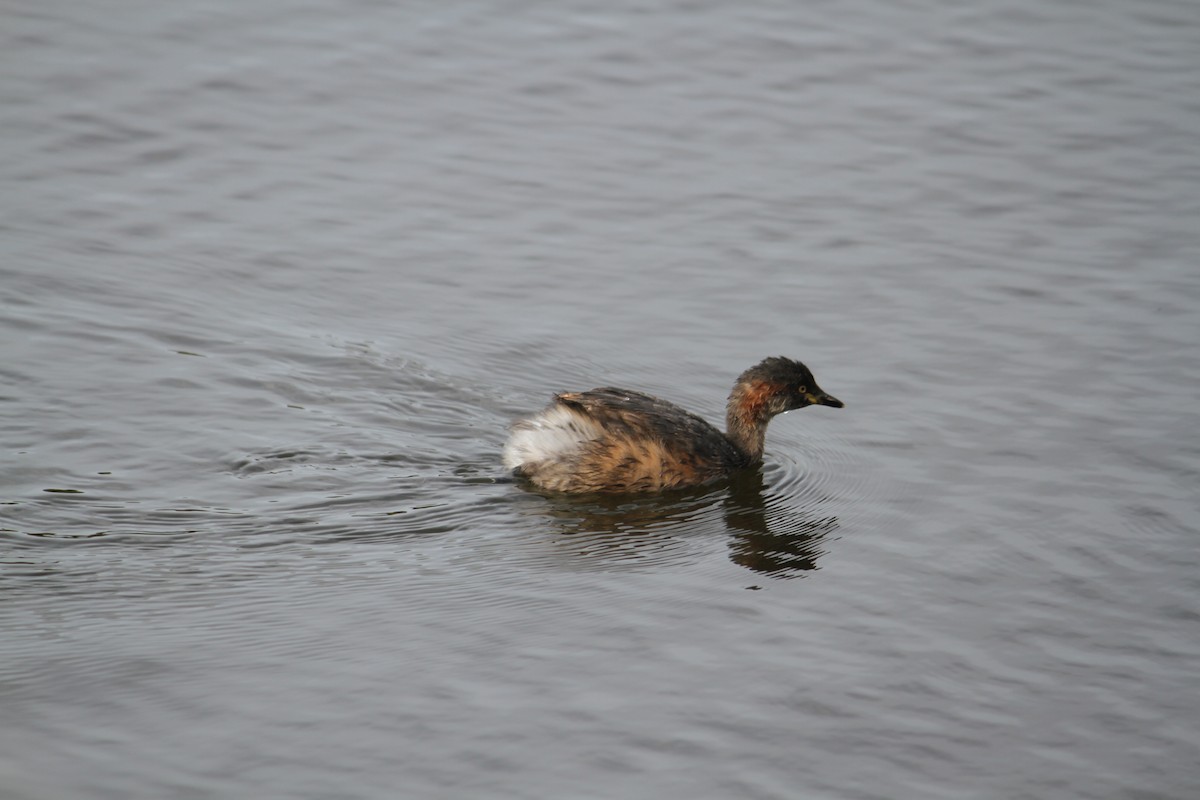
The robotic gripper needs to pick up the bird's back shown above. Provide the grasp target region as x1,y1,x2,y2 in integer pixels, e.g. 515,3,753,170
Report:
503,387,741,492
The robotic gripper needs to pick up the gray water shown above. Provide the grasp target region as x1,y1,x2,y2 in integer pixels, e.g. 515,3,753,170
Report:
4,1,1200,798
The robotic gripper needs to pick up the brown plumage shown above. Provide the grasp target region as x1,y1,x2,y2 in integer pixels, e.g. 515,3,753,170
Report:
503,356,843,493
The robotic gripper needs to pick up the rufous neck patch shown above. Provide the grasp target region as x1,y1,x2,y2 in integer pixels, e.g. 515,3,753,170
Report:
734,380,776,422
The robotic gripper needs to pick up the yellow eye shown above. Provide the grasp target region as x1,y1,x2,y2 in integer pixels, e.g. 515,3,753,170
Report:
796,385,807,394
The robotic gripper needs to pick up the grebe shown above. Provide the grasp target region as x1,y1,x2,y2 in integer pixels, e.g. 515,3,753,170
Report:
503,356,843,493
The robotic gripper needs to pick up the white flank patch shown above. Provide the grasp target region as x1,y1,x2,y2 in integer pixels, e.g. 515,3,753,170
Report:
502,405,602,469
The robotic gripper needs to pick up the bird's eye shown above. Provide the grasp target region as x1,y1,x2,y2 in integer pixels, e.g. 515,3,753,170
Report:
796,385,807,394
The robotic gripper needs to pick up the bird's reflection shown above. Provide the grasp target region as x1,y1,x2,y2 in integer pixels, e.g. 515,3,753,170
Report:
722,470,839,577
520,486,718,571
517,469,839,578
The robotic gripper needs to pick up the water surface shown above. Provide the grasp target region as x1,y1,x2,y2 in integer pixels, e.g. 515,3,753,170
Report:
3,1,1200,798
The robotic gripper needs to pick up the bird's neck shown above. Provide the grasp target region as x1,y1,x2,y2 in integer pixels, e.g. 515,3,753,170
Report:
725,414,767,464
725,381,773,464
